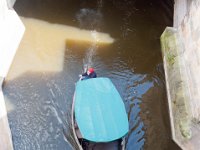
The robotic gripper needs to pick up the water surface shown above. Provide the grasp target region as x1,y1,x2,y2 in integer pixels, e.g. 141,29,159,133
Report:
3,0,180,149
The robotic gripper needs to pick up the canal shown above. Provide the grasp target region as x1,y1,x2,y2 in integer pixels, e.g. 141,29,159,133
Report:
3,0,181,149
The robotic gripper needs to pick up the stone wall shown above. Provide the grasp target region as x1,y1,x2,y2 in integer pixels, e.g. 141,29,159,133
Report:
0,79,13,150
161,0,200,149
173,0,193,28
0,0,25,78
0,0,24,149
6,0,16,8
161,27,192,149
174,0,187,27
179,0,200,122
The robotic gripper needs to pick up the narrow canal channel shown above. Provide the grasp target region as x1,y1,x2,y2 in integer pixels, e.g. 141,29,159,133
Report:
3,0,181,149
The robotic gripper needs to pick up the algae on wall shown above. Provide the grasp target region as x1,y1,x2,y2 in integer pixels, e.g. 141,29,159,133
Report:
160,27,192,142
161,0,200,149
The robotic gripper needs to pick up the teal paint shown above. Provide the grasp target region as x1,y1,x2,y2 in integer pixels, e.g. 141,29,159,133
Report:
74,78,128,142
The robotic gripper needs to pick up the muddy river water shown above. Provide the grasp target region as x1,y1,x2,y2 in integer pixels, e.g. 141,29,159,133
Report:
3,0,181,149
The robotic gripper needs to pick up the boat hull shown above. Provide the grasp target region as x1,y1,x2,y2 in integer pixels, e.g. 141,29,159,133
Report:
71,94,126,150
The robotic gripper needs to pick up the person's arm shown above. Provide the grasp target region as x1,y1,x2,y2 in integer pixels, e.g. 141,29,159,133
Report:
82,72,87,76
80,72,89,80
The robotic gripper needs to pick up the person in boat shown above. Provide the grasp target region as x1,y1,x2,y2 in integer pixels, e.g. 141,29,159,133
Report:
80,68,97,80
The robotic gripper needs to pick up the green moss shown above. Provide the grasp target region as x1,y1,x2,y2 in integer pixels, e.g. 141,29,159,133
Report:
161,27,192,140
179,120,192,139
166,52,176,65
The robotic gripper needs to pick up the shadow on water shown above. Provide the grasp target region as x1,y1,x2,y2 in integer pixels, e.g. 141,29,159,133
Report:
3,0,181,150
3,45,85,149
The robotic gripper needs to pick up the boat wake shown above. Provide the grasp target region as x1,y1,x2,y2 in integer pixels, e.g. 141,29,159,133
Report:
76,7,103,72
83,31,99,71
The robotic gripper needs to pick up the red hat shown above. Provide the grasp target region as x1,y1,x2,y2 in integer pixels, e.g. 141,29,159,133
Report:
88,68,94,73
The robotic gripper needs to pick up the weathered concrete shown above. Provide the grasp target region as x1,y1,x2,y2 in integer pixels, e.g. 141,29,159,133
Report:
0,77,13,150
174,0,188,28
0,0,24,149
173,0,193,28
161,0,200,149
0,3,25,77
178,0,200,122
6,0,16,8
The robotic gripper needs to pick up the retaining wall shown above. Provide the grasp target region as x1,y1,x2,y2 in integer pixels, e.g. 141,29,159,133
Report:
0,0,24,149
0,78,13,150
161,0,200,149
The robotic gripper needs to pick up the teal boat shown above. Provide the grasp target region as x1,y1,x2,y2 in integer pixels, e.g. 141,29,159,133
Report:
72,77,129,150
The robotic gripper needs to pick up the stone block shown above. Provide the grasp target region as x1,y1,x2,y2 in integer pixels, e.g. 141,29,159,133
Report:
0,4,25,77
0,86,13,150
161,27,193,148
6,0,16,8
163,0,200,149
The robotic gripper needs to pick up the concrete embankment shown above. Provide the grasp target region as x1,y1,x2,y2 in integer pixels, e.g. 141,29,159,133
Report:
0,78,13,150
161,0,200,149
0,0,25,149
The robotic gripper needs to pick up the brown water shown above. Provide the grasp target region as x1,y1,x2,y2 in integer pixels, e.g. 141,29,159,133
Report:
3,0,181,149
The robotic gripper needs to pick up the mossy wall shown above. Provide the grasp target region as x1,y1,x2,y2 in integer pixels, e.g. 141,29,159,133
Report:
161,27,191,141
161,0,200,149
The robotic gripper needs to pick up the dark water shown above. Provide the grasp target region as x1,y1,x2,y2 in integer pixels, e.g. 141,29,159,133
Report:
3,0,181,149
